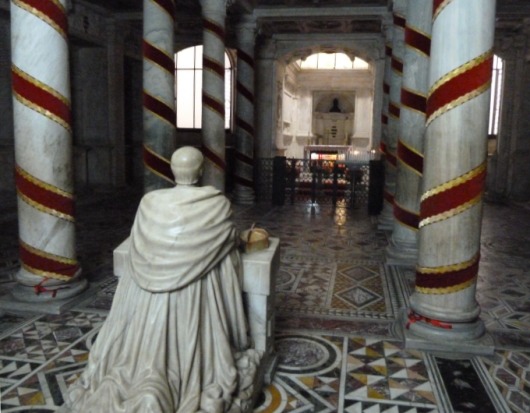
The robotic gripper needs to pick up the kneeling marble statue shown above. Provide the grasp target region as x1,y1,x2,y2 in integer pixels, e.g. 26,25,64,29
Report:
61,147,261,413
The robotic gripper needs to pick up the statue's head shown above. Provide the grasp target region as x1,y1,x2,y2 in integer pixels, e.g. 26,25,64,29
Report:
171,146,204,185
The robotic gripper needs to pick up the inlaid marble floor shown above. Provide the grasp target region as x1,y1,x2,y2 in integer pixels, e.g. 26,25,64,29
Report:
0,187,529,412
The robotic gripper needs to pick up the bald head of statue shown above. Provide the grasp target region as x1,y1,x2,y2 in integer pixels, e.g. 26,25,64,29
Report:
171,147,204,185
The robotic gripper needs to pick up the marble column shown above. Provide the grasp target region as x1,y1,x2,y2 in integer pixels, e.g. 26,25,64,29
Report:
408,0,496,341
142,0,176,192
386,0,432,264
378,1,406,230
200,0,228,191
233,16,257,205
378,18,392,165
254,39,276,160
10,0,86,301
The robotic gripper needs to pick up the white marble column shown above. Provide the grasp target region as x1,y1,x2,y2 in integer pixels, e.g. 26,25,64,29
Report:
379,1,406,230
233,16,256,205
377,17,392,163
254,39,276,160
200,0,228,191
10,0,86,301
142,0,176,192
386,0,432,264
408,0,496,342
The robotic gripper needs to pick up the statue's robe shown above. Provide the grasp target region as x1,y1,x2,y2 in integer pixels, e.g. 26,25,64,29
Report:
63,185,259,413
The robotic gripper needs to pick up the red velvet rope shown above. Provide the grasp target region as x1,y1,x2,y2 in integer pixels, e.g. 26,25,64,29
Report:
406,310,453,329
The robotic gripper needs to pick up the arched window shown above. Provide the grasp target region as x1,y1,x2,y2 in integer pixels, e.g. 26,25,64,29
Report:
174,45,233,129
488,55,504,137
296,52,370,70
487,55,504,155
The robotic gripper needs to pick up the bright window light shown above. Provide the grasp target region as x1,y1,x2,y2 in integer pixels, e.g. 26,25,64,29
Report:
175,45,232,129
297,52,369,70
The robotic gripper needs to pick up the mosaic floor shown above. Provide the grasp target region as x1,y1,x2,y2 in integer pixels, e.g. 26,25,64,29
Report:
0,188,529,412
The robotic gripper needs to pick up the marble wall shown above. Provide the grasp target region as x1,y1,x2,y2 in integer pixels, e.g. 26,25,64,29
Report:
281,65,374,159
0,16,13,191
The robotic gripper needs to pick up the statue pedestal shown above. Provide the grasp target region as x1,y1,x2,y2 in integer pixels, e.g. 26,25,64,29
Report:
113,236,280,385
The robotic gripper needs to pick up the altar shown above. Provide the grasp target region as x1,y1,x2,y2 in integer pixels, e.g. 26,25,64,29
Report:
304,144,351,161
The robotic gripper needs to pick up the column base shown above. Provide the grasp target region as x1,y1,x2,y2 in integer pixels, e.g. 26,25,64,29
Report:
11,267,88,303
232,185,256,205
399,308,493,356
377,204,394,231
11,278,88,302
385,238,418,266
0,279,94,315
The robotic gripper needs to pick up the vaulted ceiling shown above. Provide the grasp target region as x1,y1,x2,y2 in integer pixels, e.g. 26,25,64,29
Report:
83,0,530,37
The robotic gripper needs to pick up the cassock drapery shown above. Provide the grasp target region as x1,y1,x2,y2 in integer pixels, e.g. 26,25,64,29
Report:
62,186,260,413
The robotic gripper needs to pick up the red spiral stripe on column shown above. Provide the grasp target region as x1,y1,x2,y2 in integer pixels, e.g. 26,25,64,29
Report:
388,102,401,119
391,57,403,74
433,0,452,20
394,201,420,230
238,49,254,69
383,82,390,94
152,0,175,19
398,140,423,175
13,0,67,38
393,13,406,28
203,92,225,117
143,40,174,74
202,144,226,171
381,114,389,125
143,145,174,183
236,117,254,136
234,151,254,187
405,25,431,56
235,150,253,166
203,56,225,77
385,44,392,57
401,87,427,114
143,92,176,126
12,66,71,131
203,18,225,41
15,165,74,221
416,254,479,292
386,150,397,167
427,52,493,124
237,81,254,104
19,240,79,281
384,190,395,205
380,142,387,155
420,163,486,227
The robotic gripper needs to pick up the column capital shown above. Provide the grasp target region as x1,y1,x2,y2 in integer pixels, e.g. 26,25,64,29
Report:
257,38,277,60
235,14,257,43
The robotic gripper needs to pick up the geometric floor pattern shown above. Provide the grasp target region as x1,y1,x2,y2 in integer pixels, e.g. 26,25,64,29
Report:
0,187,530,412
277,256,394,320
